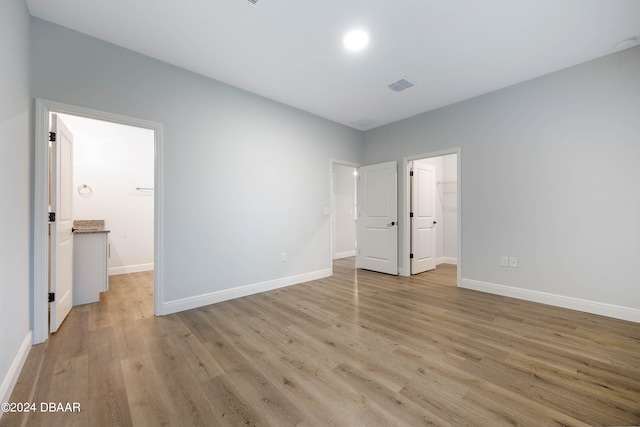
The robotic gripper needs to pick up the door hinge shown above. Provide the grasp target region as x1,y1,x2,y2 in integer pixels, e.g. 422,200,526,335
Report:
48,292,55,303
49,212,56,222
49,132,56,142
410,253,414,259
410,212,414,218
410,171,414,177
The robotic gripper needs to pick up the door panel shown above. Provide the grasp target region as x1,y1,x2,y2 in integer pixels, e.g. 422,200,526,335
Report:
364,168,391,217
365,228,391,260
411,162,436,274
416,228,434,258
357,161,397,275
50,114,74,332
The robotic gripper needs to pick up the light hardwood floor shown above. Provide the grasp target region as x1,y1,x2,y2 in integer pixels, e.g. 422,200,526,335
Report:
3,259,640,426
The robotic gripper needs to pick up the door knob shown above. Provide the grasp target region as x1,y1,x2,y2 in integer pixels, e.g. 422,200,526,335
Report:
387,221,396,227
433,221,437,225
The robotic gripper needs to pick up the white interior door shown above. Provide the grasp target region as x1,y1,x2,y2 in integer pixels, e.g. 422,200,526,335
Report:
356,161,398,275
50,114,74,332
411,161,437,274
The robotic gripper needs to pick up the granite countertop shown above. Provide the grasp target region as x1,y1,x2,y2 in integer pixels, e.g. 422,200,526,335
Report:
73,219,110,234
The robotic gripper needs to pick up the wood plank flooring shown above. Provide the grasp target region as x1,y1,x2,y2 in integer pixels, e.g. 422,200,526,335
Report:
3,260,640,426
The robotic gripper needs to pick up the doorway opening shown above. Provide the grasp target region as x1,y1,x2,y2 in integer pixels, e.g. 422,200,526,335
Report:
404,150,460,284
60,113,154,316
34,99,163,344
330,160,359,276
331,151,460,284
58,113,155,273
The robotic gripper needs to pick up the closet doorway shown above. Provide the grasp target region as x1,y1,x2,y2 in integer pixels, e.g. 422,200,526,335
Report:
404,150,460,283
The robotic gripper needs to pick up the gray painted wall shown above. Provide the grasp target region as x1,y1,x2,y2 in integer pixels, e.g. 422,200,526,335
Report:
0,0,31,405
31,18,363,302
364,46,640,311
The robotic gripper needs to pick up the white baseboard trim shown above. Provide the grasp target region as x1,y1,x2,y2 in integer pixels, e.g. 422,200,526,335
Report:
437,257,458,265
401,259,456,277
460,278,640,323
108,263,154,276
333,250,356,260
161,268,331,315
0,331,32,413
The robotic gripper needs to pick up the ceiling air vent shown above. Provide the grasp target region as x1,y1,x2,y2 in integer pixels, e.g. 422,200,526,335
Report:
247,0,259,5
388,78,415,92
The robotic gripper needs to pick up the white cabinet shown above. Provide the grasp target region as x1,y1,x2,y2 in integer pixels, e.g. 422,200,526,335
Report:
73,232,108,305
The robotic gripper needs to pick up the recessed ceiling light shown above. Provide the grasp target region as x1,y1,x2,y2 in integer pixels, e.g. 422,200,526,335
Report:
615,37,638,50
343,29,369,51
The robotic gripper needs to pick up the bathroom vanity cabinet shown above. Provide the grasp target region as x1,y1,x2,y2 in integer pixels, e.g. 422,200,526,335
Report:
73,221,109,305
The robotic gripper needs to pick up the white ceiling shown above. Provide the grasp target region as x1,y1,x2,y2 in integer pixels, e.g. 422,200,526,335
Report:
26,0,640,131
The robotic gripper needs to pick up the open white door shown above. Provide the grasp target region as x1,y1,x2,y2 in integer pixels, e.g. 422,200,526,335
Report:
410,161,437,274
357,161,398,275
50,114,74,332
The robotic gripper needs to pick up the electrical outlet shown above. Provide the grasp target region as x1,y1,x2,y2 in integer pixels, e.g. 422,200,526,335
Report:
501,256,509,267
281,252,287,262
509,257,518,268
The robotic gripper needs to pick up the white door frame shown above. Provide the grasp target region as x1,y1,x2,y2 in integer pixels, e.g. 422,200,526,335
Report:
402,148,461,285
33,98,164,344
329,159,360,276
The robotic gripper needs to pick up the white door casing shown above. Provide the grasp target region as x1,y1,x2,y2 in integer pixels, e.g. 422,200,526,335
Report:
34,99,163,345
50,114,74,332
357,161,398,275
411,161,437,274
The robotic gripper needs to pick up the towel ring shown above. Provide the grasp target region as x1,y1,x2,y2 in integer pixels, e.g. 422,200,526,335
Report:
78,184,93,197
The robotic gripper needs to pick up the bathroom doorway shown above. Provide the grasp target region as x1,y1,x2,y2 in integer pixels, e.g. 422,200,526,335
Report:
59,113,155,277
33,99,163,344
